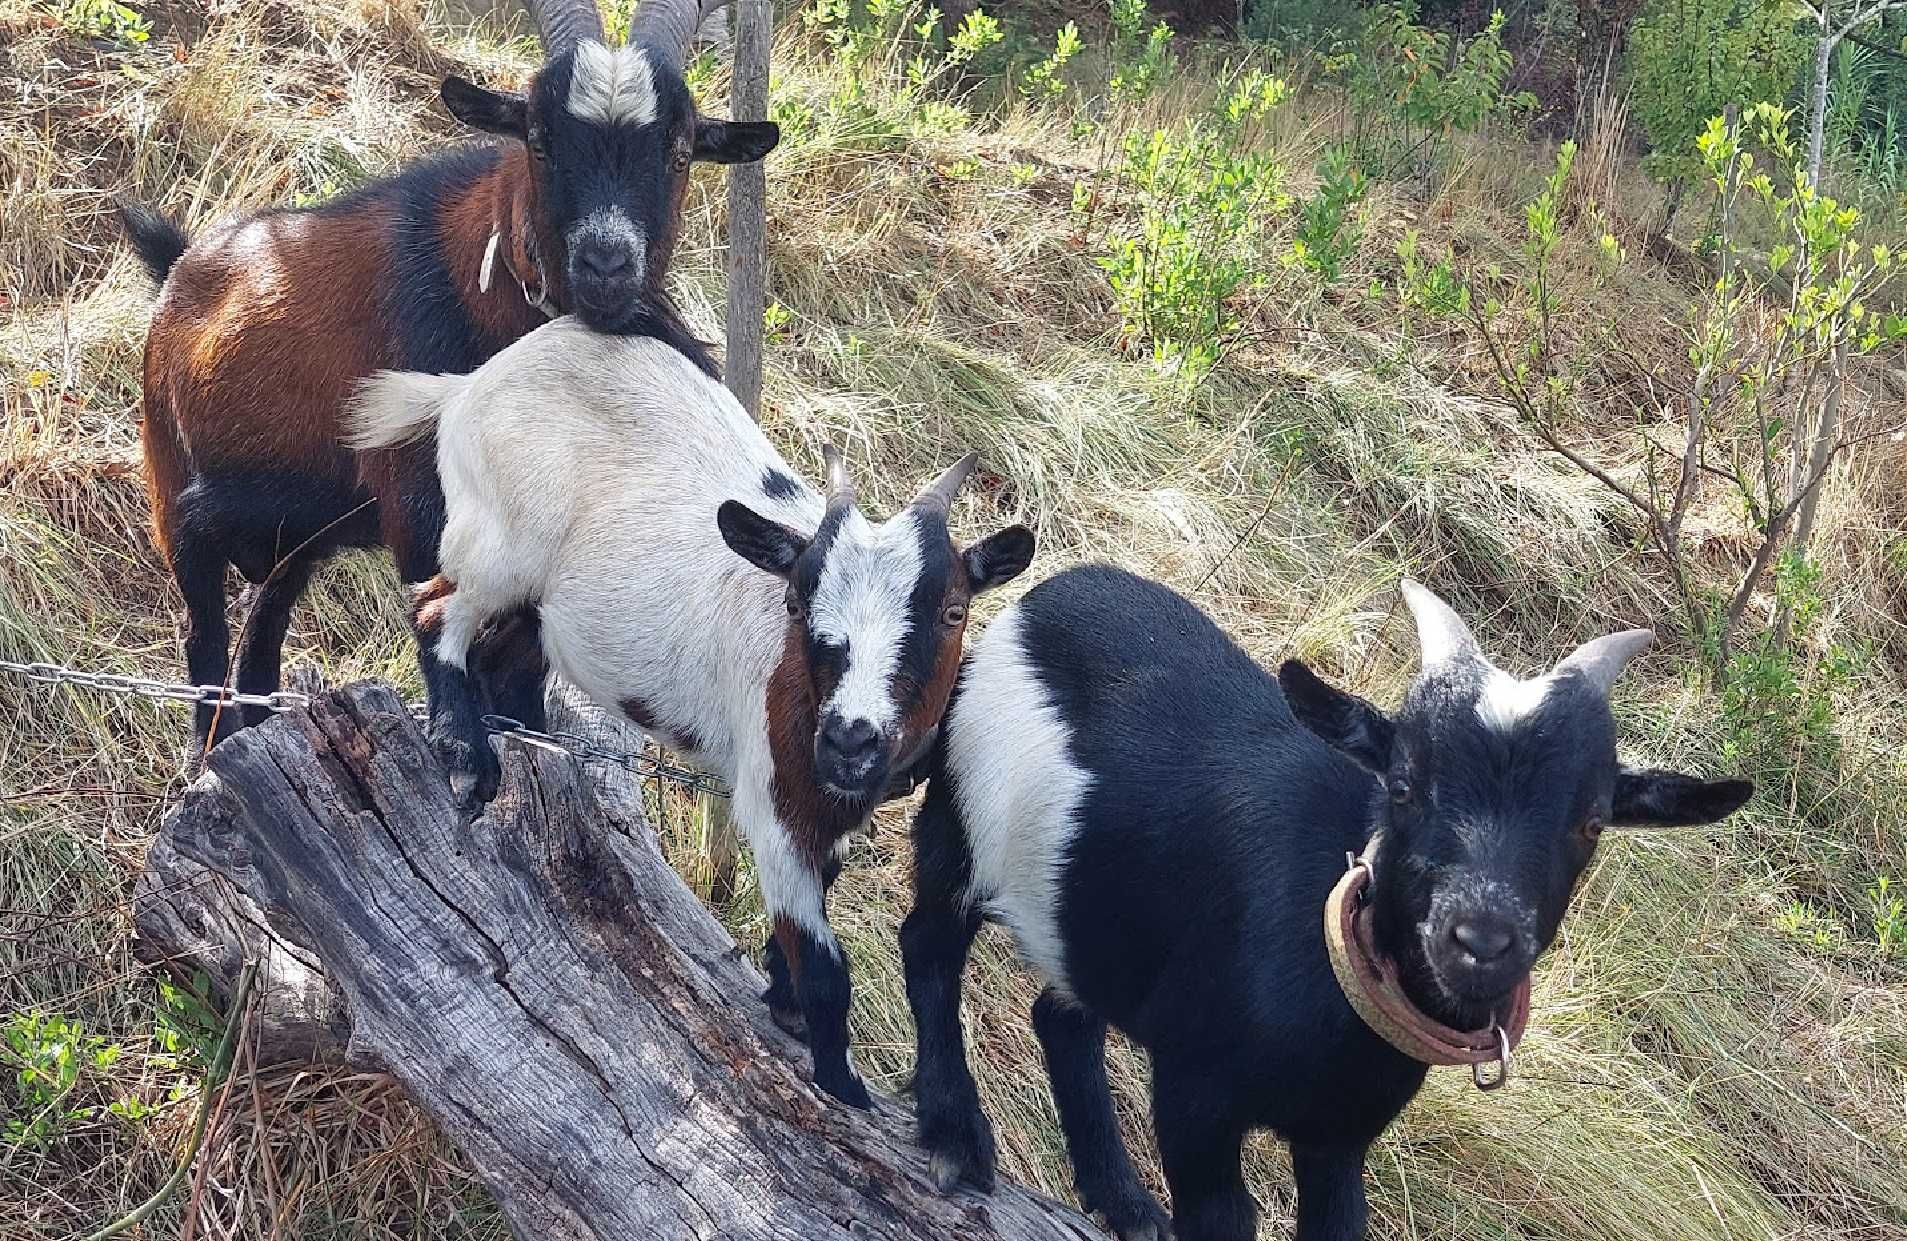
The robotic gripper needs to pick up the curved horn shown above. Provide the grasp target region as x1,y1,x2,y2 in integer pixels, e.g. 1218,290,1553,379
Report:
1554,628,1654,698
913,452,979,515
1399,579,1484,671
822,444,853,507
628,0,728,63
524,0,604,57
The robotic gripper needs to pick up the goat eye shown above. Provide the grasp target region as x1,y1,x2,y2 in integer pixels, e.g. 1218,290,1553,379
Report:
1388,778,1412,805
784,590,803,619
1580,815,1604,843
672,147,691,171
940,604,967,627
526,130,548,161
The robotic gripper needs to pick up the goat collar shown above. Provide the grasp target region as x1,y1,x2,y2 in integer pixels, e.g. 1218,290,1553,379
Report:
479,227,559,320
1323,849,1530,1091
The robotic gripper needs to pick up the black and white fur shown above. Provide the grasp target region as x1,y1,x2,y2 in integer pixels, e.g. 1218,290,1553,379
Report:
349,317,1034,1106
904,566,1752,1240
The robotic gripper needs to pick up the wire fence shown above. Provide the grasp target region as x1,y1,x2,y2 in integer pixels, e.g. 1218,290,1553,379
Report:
0,656,729,798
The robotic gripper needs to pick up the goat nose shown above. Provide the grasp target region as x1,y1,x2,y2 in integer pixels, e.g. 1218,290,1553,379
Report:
1450,918,1516,963
820,718,881,766
577,241,628,278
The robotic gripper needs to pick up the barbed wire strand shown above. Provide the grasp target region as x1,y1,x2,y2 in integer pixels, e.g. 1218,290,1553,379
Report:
0,657,728,799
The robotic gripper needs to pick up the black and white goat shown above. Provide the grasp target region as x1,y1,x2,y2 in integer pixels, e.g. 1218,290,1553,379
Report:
903,565,1752,1240
349,318,1035,1106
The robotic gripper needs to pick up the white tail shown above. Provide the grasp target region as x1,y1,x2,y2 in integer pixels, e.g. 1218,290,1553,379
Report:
345,371,461,450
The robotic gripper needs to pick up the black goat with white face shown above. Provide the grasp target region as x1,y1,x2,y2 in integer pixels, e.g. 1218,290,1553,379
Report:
443,23,776,332
904,566,1751,1241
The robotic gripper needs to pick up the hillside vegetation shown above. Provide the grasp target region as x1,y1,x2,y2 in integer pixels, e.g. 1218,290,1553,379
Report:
2,0,1906,1238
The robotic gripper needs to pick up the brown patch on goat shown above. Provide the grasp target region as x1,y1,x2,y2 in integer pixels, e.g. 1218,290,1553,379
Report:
445,147,561,340
765,626,865,867
619,695,704,758
899,605,969,753
772,914,806,989
410,574,456,633
139,208,397,565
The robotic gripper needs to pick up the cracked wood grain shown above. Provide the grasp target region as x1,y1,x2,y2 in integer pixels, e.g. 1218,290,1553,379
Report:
136,681,1107,1241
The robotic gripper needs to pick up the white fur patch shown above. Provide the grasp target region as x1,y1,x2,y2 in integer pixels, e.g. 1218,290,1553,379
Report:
807,509,923,735
944,606,1093,998
1475,668,1554,733
568,42,658,126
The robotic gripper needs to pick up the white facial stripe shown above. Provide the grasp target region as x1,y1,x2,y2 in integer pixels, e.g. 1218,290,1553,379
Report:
1475,667,1555,733
568,42,658,126
808,509,922,733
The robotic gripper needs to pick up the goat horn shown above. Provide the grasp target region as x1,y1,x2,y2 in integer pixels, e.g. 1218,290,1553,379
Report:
822,444,853,507
914,452,979,515
1399,579,1484,672
1553,628,1654,698
628,0,729,62
523,0,604,57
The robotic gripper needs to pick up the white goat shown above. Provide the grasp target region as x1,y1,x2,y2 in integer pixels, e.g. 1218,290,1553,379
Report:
349,316,1034,1106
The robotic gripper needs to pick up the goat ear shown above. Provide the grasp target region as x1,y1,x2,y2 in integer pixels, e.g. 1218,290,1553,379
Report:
1610,767,1754,828
694,118,780,164
1278,660,1395,774
717,500,807,578
441,76,529,139
963,525,1035,595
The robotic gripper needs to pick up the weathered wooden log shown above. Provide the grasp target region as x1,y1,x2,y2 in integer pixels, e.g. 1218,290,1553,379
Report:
135,681,1106,1240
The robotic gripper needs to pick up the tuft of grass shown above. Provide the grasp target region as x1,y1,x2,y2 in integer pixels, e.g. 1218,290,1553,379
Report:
3,1,1905,1238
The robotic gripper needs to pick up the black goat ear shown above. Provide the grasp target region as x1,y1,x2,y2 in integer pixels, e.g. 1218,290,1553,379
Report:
694,118,780,164
963,525,1035,594
1610,768,1754,828
442,76,529,139
718,500,807,578
1278,660,1395,774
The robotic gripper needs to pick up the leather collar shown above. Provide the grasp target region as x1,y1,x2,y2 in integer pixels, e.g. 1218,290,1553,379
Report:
1323,850,1530,1090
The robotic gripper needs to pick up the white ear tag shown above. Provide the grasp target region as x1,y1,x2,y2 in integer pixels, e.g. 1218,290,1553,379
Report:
479,232,500,294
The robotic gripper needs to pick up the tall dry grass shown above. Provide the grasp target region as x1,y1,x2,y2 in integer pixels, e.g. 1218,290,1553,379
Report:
3,2,1906,1239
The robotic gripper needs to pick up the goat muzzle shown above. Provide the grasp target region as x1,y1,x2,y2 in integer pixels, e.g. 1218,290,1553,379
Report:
1323,852,1530,1091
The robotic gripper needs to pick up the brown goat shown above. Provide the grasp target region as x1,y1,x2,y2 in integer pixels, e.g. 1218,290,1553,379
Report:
120,0,777,747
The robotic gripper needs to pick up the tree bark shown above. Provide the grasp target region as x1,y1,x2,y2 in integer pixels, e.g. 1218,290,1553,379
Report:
724,0,771,420
1807,19,1833,191
134,682,1105,1241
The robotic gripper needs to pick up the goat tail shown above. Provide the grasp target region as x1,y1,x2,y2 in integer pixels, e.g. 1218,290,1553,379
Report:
345,370,462,450
115,199,191,286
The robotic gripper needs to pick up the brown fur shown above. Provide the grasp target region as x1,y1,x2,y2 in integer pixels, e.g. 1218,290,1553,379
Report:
140,207,395,562
764,626,865,869
140,150,551,577
772,914,806,989
445,146,562,342
899,582,971,746
618,695,704,758
410,574,457,633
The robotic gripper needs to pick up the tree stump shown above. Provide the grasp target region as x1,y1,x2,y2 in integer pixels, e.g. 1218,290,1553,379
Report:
133,682,1105,1241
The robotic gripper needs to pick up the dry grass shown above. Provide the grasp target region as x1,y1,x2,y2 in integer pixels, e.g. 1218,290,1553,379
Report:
4,2,1906,1239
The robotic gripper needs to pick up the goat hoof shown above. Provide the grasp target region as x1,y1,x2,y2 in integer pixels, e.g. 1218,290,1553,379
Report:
814,1065,873,1110
431,733,498,817
1087,1194,1170,1241
920,1108,996,1193
769,1004,809,1041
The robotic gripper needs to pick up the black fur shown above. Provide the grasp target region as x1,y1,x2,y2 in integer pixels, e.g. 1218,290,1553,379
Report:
116,200,191,284
906,565,1751,1241
761,466,803,501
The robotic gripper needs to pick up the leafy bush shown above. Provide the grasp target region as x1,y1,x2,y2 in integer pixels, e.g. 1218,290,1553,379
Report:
52,0,150,44
1095,70,1291,376
1325,3,1533,179
1291,144,1369,282
1626,0,1804,193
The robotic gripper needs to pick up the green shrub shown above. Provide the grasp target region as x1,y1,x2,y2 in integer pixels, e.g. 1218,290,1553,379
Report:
1094,70,1291,377
1626,0,1804,193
